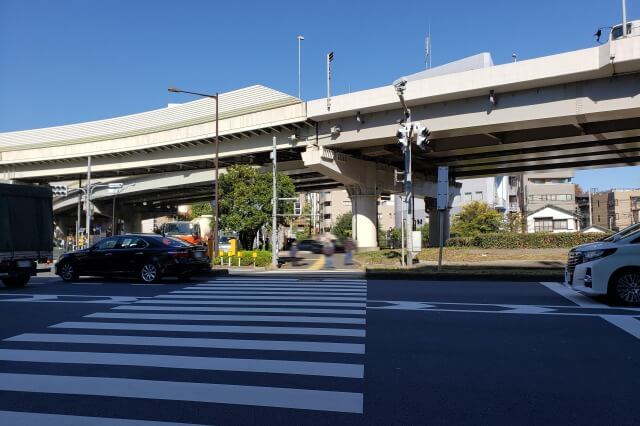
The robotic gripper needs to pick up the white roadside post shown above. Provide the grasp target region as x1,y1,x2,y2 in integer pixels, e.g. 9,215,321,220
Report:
437,166,449,271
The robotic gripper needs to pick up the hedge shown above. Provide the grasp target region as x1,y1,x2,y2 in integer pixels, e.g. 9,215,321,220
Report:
447,232,611,249
214,250,272,267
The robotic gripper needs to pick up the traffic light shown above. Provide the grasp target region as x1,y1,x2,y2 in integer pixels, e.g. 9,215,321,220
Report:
396,125,408,153
51,184,68,197
415,123,431,151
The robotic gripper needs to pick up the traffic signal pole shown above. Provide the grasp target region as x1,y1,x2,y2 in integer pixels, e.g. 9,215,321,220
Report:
394,77,432,266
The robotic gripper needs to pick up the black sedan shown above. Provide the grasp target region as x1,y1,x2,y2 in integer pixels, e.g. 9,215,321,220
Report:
55,234,210,283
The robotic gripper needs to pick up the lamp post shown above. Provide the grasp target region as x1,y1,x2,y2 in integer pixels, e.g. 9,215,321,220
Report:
297,35,304,99
168,87,219,256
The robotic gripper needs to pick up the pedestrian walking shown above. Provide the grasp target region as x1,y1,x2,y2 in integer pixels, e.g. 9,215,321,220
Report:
344,236,356,265
290,240,299,266
323,238,335,268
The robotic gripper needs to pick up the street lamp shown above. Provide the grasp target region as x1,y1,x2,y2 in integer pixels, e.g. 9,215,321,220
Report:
168,87,220,256
297,35,304,99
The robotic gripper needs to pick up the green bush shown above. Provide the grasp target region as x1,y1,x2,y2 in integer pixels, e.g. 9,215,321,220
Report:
446,232,611,249
215,250,272,267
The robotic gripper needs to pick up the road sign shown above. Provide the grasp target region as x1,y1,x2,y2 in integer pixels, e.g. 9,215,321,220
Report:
437,166,449,210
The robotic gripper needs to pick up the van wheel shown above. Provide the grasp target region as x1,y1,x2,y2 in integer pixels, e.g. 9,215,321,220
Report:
59,262,79,282
140,263,161,283
609,268,640,305
1,275,30,288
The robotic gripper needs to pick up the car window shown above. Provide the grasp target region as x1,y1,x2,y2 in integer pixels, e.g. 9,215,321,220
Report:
118,238,148,249
93,238,118,250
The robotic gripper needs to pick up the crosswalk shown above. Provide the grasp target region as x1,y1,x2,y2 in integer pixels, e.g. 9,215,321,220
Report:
0,276,367,424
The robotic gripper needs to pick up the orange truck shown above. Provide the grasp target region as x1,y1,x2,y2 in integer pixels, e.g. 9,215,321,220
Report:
159,221,203,245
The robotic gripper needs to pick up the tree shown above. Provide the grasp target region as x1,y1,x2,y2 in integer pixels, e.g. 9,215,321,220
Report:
332,213,352,240
451,201,503,237
188,202,212,220
504,211,526,233
218,165,296,249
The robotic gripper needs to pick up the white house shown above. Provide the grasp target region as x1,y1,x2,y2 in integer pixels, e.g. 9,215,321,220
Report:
526,205,579,233
582,224,609,233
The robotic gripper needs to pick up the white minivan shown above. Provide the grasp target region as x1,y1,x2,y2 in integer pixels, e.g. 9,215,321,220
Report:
566,223,640,305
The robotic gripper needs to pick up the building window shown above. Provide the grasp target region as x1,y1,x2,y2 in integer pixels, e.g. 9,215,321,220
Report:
553,220,568,230
323,214,331,220
464,192,472,202
323,201,331,207
528,194,573,202
534,218,554,232
598,215,601,222
597,200,600,208
343,200,352,206
474,192,483,201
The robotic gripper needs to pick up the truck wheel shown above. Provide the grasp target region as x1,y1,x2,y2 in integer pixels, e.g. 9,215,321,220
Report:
59,262,79,282
609,268,640,305
140,263,161,283
1,275,30,288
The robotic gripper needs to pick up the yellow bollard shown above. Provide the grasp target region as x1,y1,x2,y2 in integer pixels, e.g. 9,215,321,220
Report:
252,251,257,268
237,251,243,267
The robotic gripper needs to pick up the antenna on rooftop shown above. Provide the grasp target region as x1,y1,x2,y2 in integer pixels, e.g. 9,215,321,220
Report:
425,25,432,69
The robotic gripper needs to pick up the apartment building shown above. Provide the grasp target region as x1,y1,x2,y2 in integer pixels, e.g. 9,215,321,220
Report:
591,189,640,231
523,171,577,214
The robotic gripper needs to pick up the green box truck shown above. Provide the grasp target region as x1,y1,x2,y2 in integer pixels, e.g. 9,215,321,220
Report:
0,183,53,288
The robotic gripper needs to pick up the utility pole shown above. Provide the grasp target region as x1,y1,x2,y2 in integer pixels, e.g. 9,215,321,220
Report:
271,136,278,268
85,156,92,248
588,188,593,226
76,177,81,250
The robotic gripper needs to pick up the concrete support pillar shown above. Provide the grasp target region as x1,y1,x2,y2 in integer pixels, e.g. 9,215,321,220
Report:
350,193,378,250
425,197,451,248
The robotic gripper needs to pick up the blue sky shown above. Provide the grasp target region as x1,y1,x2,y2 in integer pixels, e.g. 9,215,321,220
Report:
1,0,639,189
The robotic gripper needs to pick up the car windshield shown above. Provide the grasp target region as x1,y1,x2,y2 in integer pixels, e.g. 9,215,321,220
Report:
602,222,640,242
164,223,192,235
219,237,231,244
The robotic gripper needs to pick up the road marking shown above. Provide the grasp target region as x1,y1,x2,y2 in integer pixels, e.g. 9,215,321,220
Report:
154,295,365,301
0,411,207,426
186,286,367,292
0,294,142,304
113,305,366,315
539,282,604,307
600,315,640,339
7,333,366,354
541,281,640,340
50,321,367,337
0,349,364,378
0,373,363,413
136,300,366,307
87,312,366,325
195,283,367,289
172,291,366,297
208,279,301,283
310,256,325,270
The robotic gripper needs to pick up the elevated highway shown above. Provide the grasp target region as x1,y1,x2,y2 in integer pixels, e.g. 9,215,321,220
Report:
2,36,640,247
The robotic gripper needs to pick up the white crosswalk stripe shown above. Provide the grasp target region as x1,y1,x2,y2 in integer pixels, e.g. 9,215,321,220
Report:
0,277,368,422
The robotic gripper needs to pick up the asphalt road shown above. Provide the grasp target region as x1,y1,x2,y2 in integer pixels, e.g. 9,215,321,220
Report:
0,272,639,425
